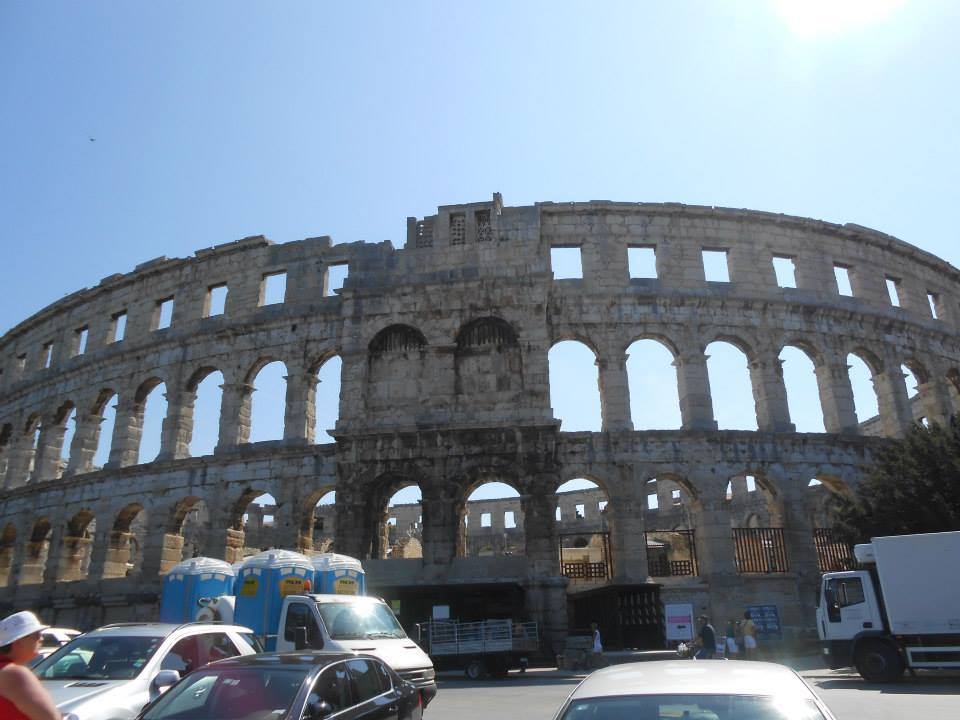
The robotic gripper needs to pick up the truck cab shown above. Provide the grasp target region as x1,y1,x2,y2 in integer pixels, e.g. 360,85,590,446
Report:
276,593,437,705
817,570,887,671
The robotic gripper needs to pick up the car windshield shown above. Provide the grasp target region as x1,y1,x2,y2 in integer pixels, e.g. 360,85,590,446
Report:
317,601,407,640
34,634,164,680
561,694,827,720
141,667,307,720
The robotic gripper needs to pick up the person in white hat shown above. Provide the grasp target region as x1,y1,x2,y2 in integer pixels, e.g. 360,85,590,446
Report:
0,610,60,720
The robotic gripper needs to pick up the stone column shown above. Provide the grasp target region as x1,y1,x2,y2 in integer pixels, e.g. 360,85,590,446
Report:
780,479,821,629
86,523,116,581
216,382,254,451
674,352,718,431
202,523,246,563
64,404,105,476
521,476,560,577
106,396,143,468
420,492,458,566
140,513,183,578
56,532,94,582
749,354,795,432
814,353,859,434
597,354,633,432
283,371,317,444
608,496,649,582
32,420,67,483
917,378,953,426
332,486,371,559
3,430,36,489
157,387,194,461
874,364,913,438
41,521,66,585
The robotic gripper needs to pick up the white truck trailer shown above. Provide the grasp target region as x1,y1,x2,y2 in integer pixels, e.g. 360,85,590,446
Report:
817,530,960,681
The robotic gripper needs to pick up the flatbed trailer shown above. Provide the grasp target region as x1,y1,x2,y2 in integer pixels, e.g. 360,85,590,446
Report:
419,619,539,679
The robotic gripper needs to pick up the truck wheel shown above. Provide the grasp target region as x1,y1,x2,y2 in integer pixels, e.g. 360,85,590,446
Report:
855,640,904,683
465,658,485,680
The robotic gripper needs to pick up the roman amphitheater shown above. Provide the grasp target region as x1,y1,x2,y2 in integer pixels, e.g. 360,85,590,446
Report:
1,195,958,651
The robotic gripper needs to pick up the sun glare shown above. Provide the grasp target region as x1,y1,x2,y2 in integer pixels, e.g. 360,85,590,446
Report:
774,0,906,38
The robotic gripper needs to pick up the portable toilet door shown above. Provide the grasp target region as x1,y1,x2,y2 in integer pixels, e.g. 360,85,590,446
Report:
311,553,365,595
159,557,235,623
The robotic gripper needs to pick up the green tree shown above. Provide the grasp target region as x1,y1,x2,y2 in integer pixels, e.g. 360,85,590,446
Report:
832,417,960,544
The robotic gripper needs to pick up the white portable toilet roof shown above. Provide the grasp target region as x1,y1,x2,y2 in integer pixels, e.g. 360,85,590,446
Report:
240,549,314,571
311,552,364,572
167,556,235,576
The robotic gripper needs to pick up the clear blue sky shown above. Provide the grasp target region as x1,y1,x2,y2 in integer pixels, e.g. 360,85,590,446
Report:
4,2,958,503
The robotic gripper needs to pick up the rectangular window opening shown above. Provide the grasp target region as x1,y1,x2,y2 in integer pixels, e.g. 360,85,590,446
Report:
746,475,757,493
155,297,174,330
885,277,902,307
261,271,287,306
42,342,54,369
480,512,492,528
555,506,562,522
551,246,583,280
647,493,659,510
575,503,585,518
388,517,397,526
450,213,466,245
772,256,797,288
834,265,853,296
628,246,657,279
598,500,608,513
325,264,349,297
702,249,730,282
16,354,26,372
927,292,940,319
206,284,228,317
111,311,127,342
671,489,682,505
504,511,516,528
74,327,89,356
475,210,492,242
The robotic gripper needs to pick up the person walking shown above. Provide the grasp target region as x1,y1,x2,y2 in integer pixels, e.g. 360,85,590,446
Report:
724,619,739,658
741,610,758,659
590,622,603,666
694,615,716,659
0,611,61,720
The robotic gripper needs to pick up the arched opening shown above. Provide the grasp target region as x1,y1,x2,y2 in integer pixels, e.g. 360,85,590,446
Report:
459,480,523,558
549,340,601,431
0,423,12,487
24,414,42,481
809,476,857,571
0,524,15,587
56,402,78,477
103,504,147,578
366,325,427,411
626,339,681,429
231,491,278,562
705,341,757,430
644,476,699,578
847,353,880,431
20,517,52,584
454,317,523,405
373,483,422,560
137,379,168,464
779,345,825,432
162,498,211,572
726,473,787,573
189,369,224,457
555,478,612,582
301,489,336,554
58,509,96,582
314,356,342,443
92,391,118,469
901,364,920,399
249,361,287,442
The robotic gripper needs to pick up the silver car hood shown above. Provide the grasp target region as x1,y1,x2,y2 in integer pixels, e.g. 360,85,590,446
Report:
44,678,132,711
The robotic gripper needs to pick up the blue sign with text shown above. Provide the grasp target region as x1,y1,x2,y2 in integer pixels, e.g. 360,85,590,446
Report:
746,604,781,636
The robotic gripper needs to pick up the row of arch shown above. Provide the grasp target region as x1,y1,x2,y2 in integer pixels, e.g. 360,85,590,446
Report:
0,464,852,590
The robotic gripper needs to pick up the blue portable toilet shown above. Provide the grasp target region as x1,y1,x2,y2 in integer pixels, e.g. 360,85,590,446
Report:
233,550,314,649
159,557,236,623
311,553,365,595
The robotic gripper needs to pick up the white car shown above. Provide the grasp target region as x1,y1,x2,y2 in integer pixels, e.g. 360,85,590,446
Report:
552,660,837,720
33,621,260,720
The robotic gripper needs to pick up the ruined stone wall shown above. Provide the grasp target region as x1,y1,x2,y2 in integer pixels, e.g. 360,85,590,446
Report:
2,197,959,642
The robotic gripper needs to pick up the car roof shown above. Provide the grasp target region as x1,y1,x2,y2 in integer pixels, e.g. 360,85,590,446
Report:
203,652,362,670
81,622,252,638
570,661,817,700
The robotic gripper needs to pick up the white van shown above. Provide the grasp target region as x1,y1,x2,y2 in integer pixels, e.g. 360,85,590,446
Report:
275,593,437,705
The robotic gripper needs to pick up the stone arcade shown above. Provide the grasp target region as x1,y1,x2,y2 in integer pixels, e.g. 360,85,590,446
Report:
1,196,959,652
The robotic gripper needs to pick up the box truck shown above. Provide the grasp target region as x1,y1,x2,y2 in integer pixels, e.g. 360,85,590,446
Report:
817,530,960,681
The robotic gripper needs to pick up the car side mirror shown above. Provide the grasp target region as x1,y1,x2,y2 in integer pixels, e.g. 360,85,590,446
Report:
153,669,180,692
294,627,309,651
308,700,334,719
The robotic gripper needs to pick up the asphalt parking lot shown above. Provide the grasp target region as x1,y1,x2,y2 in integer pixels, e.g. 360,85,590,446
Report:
428,663,960,719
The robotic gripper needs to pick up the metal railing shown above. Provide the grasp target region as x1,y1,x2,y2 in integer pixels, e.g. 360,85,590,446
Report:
559,532,612,581
645,529,698,577
732,527,789,573
421,619,539,656
813,528,857,572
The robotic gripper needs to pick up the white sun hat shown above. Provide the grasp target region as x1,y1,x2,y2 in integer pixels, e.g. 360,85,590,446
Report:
0,611,49,646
